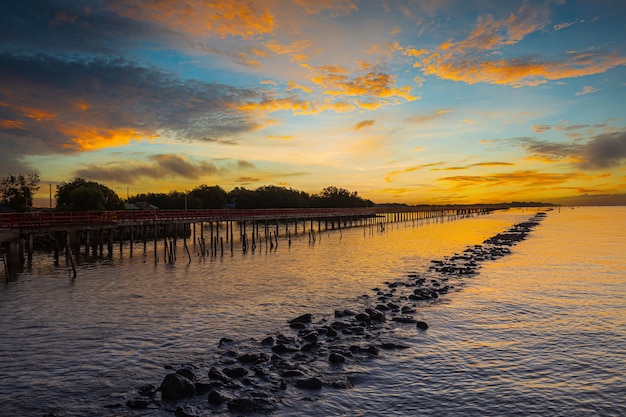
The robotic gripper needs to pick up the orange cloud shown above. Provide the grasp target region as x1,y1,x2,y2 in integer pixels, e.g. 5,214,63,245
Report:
532,124,552,133
0,119,26,130
385,162,445,182
355,120,375,130
60,125,153,151
286,81,312,93
407,109,452,124
110,0,275,39
237,96,316,115
312,67,416,102
438,170,579,189
411,6,626,87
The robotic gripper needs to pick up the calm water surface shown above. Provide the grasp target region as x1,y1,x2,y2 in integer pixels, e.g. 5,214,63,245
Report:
0,207,624,416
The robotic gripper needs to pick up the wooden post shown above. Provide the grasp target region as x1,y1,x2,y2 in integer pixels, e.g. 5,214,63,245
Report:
27,233,33,264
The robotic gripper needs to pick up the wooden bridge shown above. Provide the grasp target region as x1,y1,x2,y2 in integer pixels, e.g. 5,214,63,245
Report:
0,205,503,275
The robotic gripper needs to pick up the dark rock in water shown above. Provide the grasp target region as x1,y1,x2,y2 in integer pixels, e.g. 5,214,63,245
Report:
208,367,229,382
218,337,235,346
366,308,385,322
261,336,275,345
223,366,248,379
272,343,299,353
237,352,269,364
194,382,212,394
289,313,313,324
331,321,350,330
175,405,200,417
381,342,410,350
137,384,156,396
281,369,307,378
392,316,417,324
329,352,346,363
375,304,390,311
207,389,229,405
295,377,323,389
329,377,354,389
365,345,379,356
355,313,371,324
301,330,318,342
176,368,196,382
126,398,151,409
416,321,429,330
159,373,197,400
227,396,275,413
301,342,319,352
289,322,308,330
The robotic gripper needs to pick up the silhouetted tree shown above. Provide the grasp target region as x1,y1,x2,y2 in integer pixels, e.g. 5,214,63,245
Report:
0,173,40,212
189,185,228,209
55,178,124,211
312,186,373,208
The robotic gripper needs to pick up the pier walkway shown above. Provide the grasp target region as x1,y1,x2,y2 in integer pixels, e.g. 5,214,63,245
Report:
0,205,502,273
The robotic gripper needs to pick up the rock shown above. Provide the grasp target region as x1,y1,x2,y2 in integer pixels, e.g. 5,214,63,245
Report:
208,367,229,382
159,373,196,400
175,405,199,417
366,308,385,322
381,342,410,350
272,343,299,353
295,377,323,389
126,398,151,409
223,366,247,378
218,337,235,346
137,384,156,396
301,330,318,342
227,396,275,413
329,352,346,363
416,321,429,330
194,382,212,394
289,313,313,324
261,336,275,345
208,389,229,405
392,316,417,324
176,368,196,382
237,353,268,364
281,369,307,378
355,313,371,324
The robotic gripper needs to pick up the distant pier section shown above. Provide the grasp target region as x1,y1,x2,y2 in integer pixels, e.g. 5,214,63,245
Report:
0,205,502,274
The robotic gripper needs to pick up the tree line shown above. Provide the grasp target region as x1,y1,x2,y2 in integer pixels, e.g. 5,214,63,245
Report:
0,174,374,212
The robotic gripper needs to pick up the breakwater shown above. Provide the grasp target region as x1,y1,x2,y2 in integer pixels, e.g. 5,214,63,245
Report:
120,211,547,416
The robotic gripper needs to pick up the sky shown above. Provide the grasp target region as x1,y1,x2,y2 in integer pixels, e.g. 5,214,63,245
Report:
1,0,625,207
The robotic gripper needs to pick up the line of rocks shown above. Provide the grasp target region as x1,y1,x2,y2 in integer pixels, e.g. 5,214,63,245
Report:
123,212,546,416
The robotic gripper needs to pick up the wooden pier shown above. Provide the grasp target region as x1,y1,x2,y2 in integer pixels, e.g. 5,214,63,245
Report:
0,205,503,276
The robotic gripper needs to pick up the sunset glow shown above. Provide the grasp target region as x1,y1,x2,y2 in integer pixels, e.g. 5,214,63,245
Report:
1,0,625,206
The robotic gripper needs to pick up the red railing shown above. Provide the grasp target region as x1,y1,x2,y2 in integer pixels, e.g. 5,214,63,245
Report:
0,208,383,229
0,205,503,230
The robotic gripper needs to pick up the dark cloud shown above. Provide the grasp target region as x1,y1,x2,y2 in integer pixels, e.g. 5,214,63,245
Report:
0,0,152,56
514,132,626,169
237,160,256,169
74,154,222,184
0,53,260,175
578,132,626,169
515,137,582,162
148,154,219,179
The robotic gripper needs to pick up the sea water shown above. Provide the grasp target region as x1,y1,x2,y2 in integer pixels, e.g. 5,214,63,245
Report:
0,207,624,416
